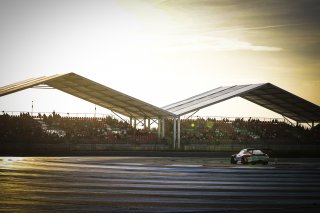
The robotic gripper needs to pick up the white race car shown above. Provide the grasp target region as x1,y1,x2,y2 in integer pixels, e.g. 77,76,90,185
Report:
231,148,269,165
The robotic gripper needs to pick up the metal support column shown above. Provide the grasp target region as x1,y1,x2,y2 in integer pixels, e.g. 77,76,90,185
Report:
148,119,151,130
158,118,161,139
144,118,147,129
173,118,176,150
177,116,181,150
161,119,165,138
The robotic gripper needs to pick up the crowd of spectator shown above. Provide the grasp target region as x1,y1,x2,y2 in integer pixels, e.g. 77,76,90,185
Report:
0,113,158,144
0,113,44,143
1,113,319,145
165,117,319,144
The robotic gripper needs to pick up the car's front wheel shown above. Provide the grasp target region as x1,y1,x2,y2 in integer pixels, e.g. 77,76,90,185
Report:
230,156,237,164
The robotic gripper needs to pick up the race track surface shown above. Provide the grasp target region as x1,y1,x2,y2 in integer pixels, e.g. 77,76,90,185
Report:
1,156,320,212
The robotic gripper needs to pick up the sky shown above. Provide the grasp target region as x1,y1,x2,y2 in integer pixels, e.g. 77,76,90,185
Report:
0,0,319,120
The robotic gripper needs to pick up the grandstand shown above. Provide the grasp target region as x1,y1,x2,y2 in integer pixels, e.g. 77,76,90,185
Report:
163,83,320,149
1,73,319,154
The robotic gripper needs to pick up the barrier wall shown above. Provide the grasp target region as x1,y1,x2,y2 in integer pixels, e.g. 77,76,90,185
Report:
1,142,319,155
183,143,320,152
0,143,171,153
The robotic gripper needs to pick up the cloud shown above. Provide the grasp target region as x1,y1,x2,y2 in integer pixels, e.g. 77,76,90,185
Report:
213,24,308,34
167,35,282,52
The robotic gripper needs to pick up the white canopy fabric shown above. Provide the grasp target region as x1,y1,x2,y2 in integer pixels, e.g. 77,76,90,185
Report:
1,74,319,123
0,72,174,119
163,83,320,123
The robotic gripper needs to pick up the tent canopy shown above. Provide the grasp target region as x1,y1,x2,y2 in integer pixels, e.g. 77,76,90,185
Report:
0,72,174,119
1,74,319,123
163,83,320,123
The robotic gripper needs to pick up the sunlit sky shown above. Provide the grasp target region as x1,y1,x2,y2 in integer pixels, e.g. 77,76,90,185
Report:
0,0,319,119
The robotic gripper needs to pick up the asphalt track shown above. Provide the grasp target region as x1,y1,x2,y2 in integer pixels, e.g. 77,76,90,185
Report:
1,156,320,212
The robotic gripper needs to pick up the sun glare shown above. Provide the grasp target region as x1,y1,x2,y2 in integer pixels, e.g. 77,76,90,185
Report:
0,157,24,165
0,0,318,119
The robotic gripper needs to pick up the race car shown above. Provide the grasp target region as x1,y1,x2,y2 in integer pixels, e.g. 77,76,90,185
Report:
231,148,269,165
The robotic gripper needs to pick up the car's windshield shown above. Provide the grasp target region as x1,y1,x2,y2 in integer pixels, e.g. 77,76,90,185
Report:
240,149,264,155
239,149,246,154
252,150,264,155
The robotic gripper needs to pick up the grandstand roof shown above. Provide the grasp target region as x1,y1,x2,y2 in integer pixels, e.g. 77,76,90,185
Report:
0,73,174,118
2,74,319,123
163,83,320,123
